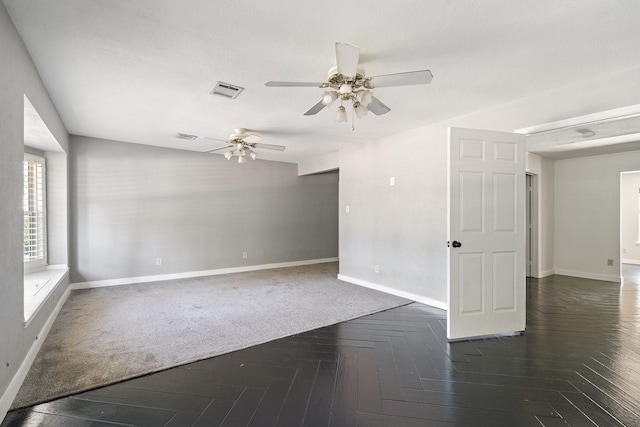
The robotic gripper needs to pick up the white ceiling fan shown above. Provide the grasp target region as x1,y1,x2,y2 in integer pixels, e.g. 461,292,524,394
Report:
265,42,433,125
176,129,285,164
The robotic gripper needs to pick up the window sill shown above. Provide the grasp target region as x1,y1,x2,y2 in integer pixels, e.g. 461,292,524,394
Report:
24,265,69,326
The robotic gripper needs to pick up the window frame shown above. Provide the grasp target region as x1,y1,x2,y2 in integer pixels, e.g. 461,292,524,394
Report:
23,152,47,273
637,186,640,245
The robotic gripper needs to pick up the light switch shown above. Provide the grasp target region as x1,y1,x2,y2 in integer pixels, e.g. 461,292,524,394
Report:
346,205,350,213
390,176,395,186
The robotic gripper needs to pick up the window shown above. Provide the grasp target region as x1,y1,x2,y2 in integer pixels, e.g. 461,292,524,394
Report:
24,153,47,272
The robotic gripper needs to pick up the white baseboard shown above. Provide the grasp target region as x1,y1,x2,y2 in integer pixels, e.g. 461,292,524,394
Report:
540,269,555,278
337,274,448,311
70,258,340,290
554,269,621,283
0,284,71,421
621,259,640,266
533,269,555,278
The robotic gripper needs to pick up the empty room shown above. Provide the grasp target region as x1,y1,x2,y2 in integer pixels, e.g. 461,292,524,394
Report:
1,1,640,426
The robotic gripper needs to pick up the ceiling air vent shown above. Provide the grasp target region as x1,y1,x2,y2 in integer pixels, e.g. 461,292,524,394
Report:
175,133,198,140
211,82,244,99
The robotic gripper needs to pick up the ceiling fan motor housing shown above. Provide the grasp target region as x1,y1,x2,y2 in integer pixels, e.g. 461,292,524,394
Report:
326,65,370,94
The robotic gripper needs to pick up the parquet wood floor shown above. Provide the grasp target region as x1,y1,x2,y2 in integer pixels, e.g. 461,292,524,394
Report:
3,273,640,426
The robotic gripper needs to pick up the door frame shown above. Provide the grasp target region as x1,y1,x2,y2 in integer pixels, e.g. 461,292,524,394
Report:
526,173,539,278
620,171,640,285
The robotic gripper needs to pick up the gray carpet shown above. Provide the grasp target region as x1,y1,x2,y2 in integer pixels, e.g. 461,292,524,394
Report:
12,262,410,409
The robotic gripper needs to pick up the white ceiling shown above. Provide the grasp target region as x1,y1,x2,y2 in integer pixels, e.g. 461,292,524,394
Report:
5,0,640,163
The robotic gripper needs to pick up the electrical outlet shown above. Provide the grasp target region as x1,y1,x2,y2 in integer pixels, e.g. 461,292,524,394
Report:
242,251,248,259
156,257,162,266
607,259,614,266
374,264,380,273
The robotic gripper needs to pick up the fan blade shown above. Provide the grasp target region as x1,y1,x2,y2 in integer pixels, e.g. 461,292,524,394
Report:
198,136,229,144
265,81,326,87
335,42,360,78
241,134,262,144
253,143,286,151
204,145,231,153
367,70,433,88
304,100,326,116
367,96,391,115
230,128,262,144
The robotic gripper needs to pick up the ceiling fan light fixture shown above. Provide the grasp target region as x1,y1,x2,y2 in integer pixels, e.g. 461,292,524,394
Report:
339,83,352,95
265,42,433,127
322,91,338,106
336,105,348,122
193,128,284,164
360,90,373,107
354,102,368,118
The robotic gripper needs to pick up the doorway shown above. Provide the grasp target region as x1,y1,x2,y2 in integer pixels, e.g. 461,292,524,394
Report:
526,173,538,278
620,171,640,285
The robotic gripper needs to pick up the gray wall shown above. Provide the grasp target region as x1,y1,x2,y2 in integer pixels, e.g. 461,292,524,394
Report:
338,65,640,308
525,153,555,277
0,2,70,415
339,125,448,305
539,156,555,276
70,136,339,283
45,151,68,266
555,151,640,282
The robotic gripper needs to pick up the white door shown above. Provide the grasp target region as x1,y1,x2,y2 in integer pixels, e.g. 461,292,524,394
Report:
447,127,526,340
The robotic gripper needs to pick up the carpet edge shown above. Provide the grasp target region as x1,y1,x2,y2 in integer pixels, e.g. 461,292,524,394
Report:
9,299,411,411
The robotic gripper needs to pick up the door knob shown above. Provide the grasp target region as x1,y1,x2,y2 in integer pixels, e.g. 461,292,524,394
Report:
452,241,462,248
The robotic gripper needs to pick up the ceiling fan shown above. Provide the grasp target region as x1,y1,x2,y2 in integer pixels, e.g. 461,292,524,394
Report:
176,129,285,164
265,42,433,125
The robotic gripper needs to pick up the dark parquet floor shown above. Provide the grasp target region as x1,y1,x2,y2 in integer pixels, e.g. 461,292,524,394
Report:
3,271,640,426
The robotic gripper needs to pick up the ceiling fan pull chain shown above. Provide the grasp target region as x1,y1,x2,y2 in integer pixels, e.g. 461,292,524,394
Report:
351,107,355,131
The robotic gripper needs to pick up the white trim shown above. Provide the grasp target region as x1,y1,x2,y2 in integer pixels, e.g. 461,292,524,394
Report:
24,266,69,326
622,259,640,266
23,153,47,272
515,104,640,135
70,258,340,290
0,284,71,421
554,269,621,283
337,274,448,311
